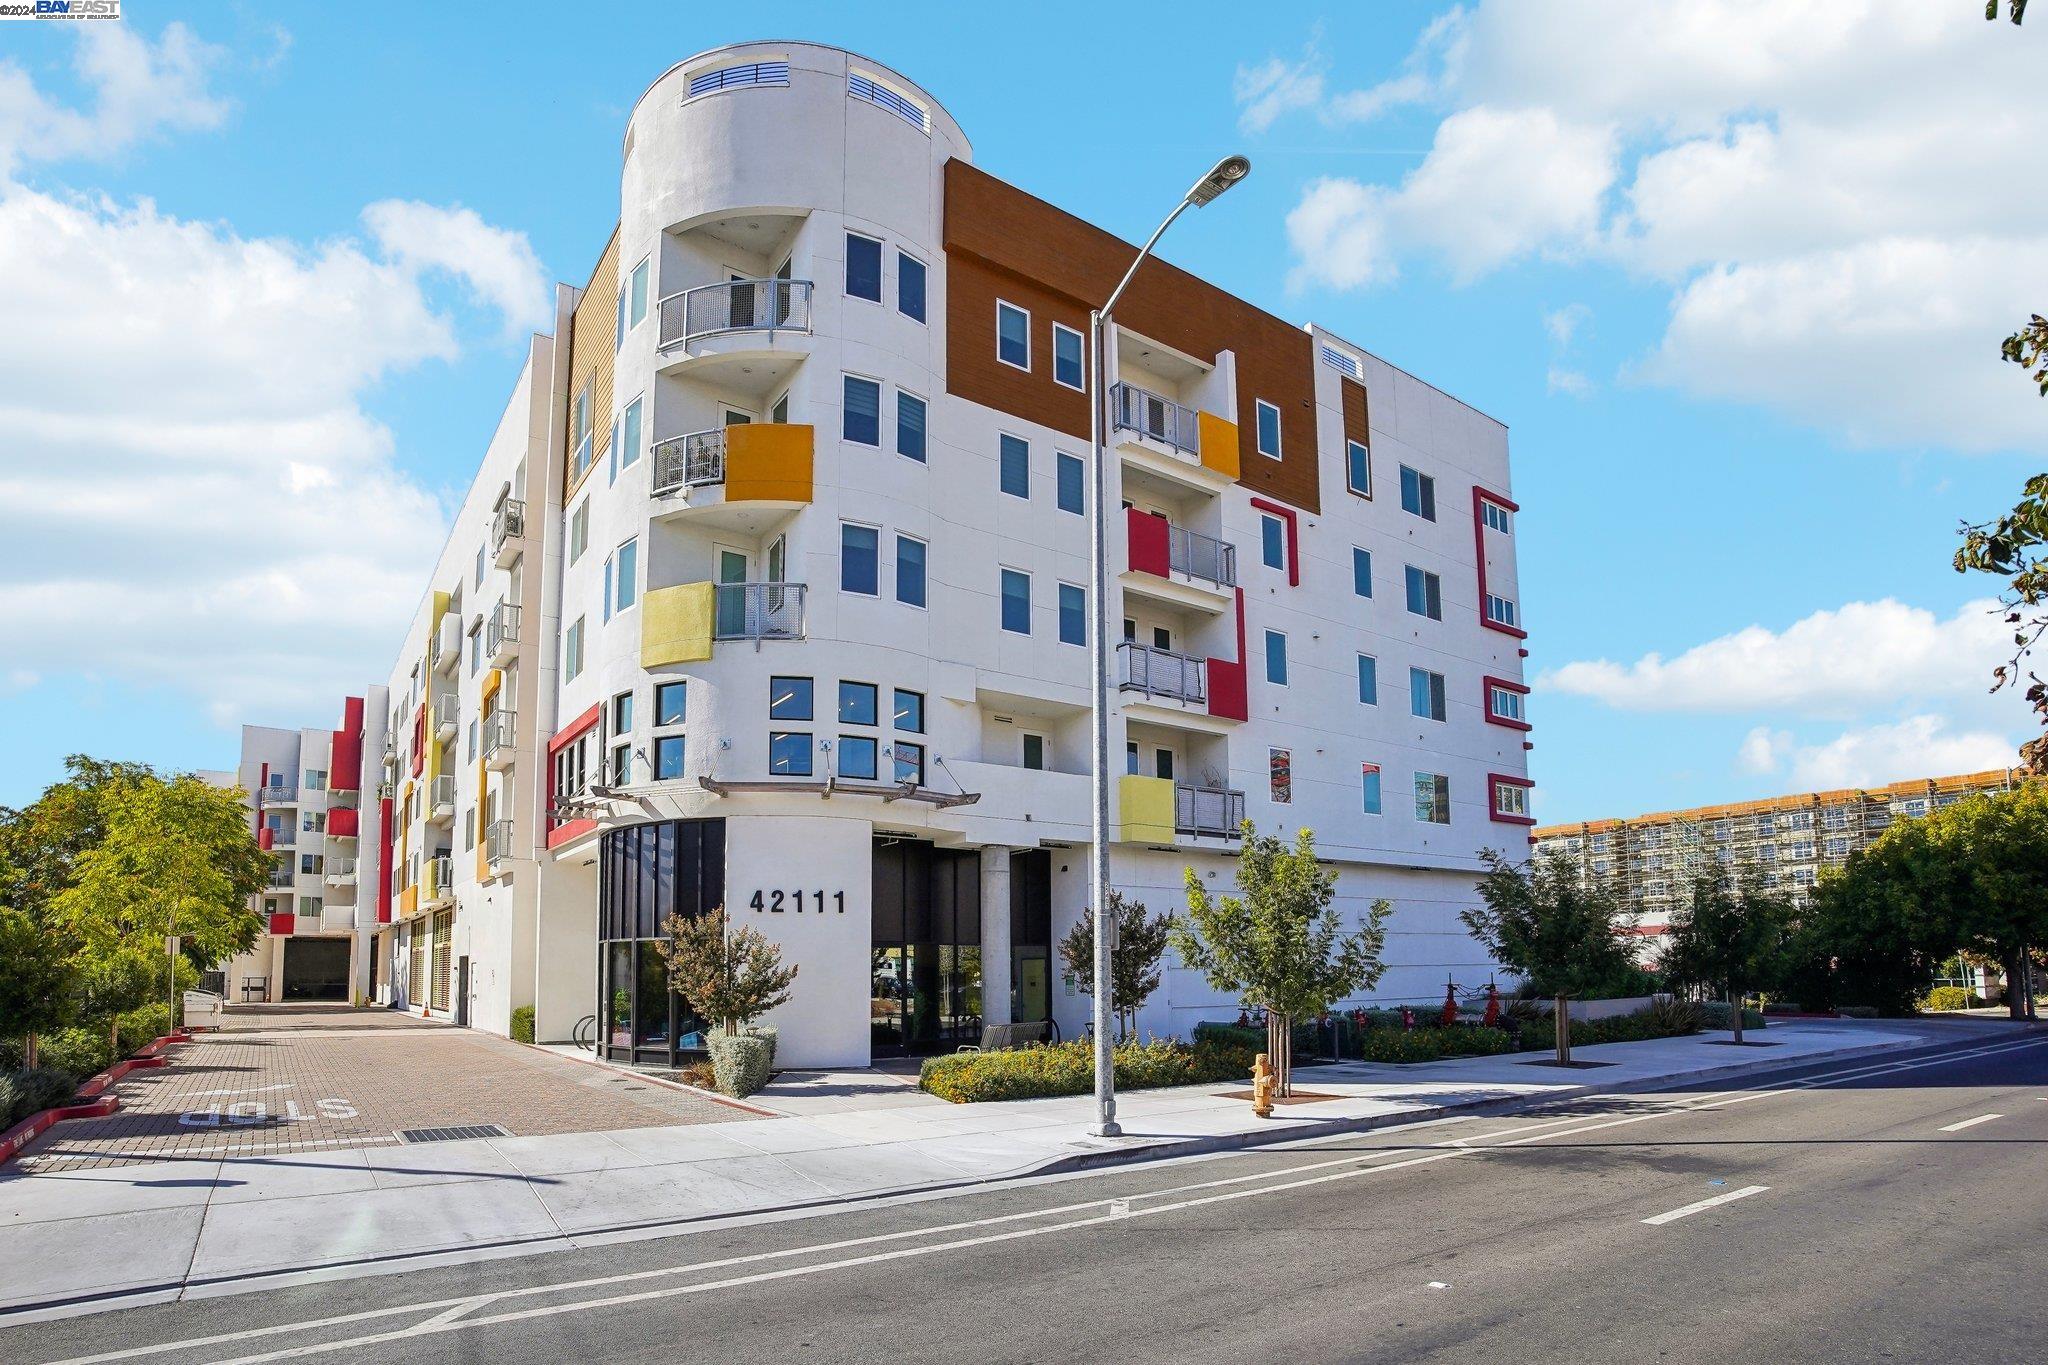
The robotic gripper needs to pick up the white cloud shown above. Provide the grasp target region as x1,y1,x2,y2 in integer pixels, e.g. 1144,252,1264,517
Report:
1260,2,2048,452
1540,598,2010,718
1544,303,1590,348
1234,43,1325,135
1737,725,1791,775
1545,366,1590,398
362,199,552,338
1763,715,2016,791
0,22,228,176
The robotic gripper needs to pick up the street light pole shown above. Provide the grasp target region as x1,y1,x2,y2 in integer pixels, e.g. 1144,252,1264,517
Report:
1087,154,1251,1139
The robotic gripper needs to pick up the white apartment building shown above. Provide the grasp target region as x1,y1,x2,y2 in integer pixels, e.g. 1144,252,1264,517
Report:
223,695,387,1003
259,43,1530,1068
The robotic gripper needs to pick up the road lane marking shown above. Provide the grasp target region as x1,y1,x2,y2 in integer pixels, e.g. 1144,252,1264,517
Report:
1938,1113,2003,1132
1642,1185,1769,1225
47,1032,2048,1364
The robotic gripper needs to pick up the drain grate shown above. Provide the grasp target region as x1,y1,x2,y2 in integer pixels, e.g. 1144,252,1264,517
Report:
396,1123,511,1144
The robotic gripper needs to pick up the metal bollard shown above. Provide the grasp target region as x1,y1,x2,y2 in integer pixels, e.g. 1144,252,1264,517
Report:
1252,1052,1275,1119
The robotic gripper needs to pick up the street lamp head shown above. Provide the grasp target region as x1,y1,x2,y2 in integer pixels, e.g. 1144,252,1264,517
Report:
1186,154,1252,207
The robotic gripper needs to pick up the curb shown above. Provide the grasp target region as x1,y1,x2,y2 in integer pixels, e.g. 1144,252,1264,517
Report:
0,1030,193,1167
517,1038,780,1118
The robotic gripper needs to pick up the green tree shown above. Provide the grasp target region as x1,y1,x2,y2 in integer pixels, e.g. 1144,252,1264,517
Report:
1170,823,1390,1096
1985,1,2028,24
1801,839,1945,1016
1926,788,2048,1018
48,773,266,1054
0,756,159,918
1662,863,1792,1043
0,904,77,1068
656,906,798,1035
1464,849,1633,1064
1057,890,1172,1041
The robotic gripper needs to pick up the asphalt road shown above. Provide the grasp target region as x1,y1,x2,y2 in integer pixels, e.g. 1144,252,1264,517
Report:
7,1026,2047,1365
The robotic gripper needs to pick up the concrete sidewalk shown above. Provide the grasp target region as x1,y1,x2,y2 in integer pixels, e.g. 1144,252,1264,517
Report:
0,1018,1958,1317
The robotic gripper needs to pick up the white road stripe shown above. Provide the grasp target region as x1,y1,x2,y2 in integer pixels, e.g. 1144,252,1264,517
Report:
1642,1185,1769,1225
1938,1113,2003,1132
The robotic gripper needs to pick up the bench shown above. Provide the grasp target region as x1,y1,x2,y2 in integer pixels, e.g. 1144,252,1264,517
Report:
955,1020,1050,1053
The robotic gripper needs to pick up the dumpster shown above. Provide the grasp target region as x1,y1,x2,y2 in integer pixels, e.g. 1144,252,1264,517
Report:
182,988,223,1032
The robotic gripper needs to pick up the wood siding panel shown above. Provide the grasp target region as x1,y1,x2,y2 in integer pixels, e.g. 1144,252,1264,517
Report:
943,159,1320,514
566,228,620,500
1340,377,1370,450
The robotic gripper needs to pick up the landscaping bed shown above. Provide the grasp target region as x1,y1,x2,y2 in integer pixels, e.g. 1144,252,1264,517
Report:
919,1038,1256,1104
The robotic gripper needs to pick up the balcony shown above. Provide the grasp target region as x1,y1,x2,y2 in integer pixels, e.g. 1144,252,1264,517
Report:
326,806,359,840
658,277,813,350
271,827,298,848
488,601,520,665
259,784,297,806
324,857,357,887
430,614,460,676
483,711,517,770
492,498,526,568
714,582,806,645
485,818,514,866
1118,640,1206,706
1123,508,1236,613
1175,784,1247,839
1112,382,1200,456
652,428,726,495
650,424,814,526
1110,381,1237,492
266,868,295,890
432,690,459,744
428,773,456,824
425,854,453,904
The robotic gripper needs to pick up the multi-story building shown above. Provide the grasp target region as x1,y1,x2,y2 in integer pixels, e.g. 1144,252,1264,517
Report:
221,696,387,1003
1532,767,2027,933
247,43,1531,1066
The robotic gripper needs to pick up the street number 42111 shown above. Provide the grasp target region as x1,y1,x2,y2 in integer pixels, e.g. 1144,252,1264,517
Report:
749,889,846,913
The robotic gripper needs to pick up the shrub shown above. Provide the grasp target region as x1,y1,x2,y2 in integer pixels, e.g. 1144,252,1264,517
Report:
0,1073,15,1127
1192,1022,1266,1053
37,1027,113,1079
707,1034,774,1098
918,1038,1254,1104
1918,986,1983,1013
1645,996,1703,1035
1697,1001,1768,1032
1357,1026,1514,1064
6,1067,79,1126
0,1037,24,1072
745,1025,777,1067
118,1004,172,1051
1510,1000,1709,1051
1835,1004,1880,1019
510,1006,535,1044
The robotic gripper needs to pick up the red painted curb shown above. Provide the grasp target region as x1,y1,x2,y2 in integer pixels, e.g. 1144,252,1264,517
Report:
0,1031,193,1167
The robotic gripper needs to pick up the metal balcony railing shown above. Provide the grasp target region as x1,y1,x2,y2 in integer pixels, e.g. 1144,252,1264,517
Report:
270,827,297,848
260,784,297,806
487,601,520,658
483,711,517,766
432,691,458,737
325,857,357,881
651,428,726,496
427,855,452,897
266,868,295,889
1169,524,1236,588
1117,640,1207,705
485,819,514,864
1175,784,1246,838
658,277,813,350
491,499,526,558
713,582,806,643
430,774,456,810
1111,381,1201,456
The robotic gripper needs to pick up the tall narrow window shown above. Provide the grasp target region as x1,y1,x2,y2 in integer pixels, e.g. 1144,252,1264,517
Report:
1351,547,1372,597
1261,514,1285,571
569,501,588,563
843,375,881,446
564,616,585,682
845,233,882,302
1264,630,1288,685
1056,452,1084,515
840,524,880,596
896,391,927,462
1357,654,1379,705
1409,667,1446,722
1362,764,1383,815
1000,569,1031,635
996,301,1030,370
1052,324,1084,390
1000,434,1029,499
895,535,927,608
628,258,650,327
1255,399,1282,459
1346,440,1372,498
1058,583,1086,645
613,537,639,614
621,397,643,471
897,251,926,321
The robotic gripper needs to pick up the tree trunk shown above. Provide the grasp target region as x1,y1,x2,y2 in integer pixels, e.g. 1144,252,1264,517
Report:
109,1016,120,1063
24,1032,38,1070
1267,1012,1293,1098
1730,986,1744,1044
1553,996,1571,1066
723,1018,738,1036
2004,951,2028,1020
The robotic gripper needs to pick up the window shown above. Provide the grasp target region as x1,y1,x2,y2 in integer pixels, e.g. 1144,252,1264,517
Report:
1362,764,1383,815
1399,466,1436,521
996,301,1030,370
849,69,928,129
569,501,588,563
893,688,925,733
1485,594,1520,629
771,393,789,424
769,732,813,776
897,251,926,321
1023,734,1047,770
564,616,584,681
628,257,650,328
1404,566,1443,620
896,391,927,462
610,537,639,615
843,375,881,446
840,523,880,596
1000,569,1031,634
1357,654,1379,705
999,434,1029,499
653,735,686,781
1415,772,1451,825
466,718,477,762
1056,452,1084,515
1264,630,1288,685
1409,668,1447,721
464,808,475,850
571,385,592,480
768,676,812,720
468,624,481,674
1825,837,1851,858
1155,749,1175,781
611,741,631,785
1346,440,1372,498
620,397,643,472
610,691,634,737
1254,399,1282,459
1260,514,1285,571
1493,780,1531,821
1351,547,1372,598
1052,323,1084,390
1125,741,1139,775
475,546,485,589
1489,684,1526,724
1269,748,1292,803
298,895,320,914
837,735,879,780
845,233,882,302
895,534,927,608
615,288,626,350
893,741,925,785
839,681,879,726
1058,582,1086,645
655,680,687,725
1483,501,1512,534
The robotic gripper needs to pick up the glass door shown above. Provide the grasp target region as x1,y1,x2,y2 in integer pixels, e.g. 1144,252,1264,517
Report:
715,547,749,638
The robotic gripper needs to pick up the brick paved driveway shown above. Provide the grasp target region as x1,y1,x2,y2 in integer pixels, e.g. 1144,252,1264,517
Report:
21,1005,752,1171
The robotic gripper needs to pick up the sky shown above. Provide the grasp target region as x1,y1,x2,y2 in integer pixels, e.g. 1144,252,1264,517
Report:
1,1,2044,822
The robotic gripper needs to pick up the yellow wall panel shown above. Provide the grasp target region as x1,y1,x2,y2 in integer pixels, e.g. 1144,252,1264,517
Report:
725,423,814,503
641,582,716,666
1198,412,1239,481
1117,775,1176,844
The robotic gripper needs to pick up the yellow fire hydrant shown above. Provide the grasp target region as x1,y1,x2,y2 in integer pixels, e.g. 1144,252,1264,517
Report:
1252,1052,1275,1119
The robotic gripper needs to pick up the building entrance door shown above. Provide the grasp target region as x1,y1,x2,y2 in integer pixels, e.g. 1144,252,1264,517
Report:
871,840,981,1054
280,938,349,1001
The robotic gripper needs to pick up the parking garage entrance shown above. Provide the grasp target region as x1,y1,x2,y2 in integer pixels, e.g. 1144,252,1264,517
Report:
280,938,350,1001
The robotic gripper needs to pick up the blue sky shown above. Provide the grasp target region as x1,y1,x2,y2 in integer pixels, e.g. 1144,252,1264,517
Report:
1,2,2043,819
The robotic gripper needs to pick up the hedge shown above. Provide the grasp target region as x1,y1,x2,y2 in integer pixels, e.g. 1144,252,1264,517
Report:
1509,998,1714,1051
1356,1025,1516,1063
510,1006,535,1044
4,1067,79,1127
707,1034,774,1098
1695,1001,1768,1033
919,1038,1255,1104
1919,986,1983,1013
